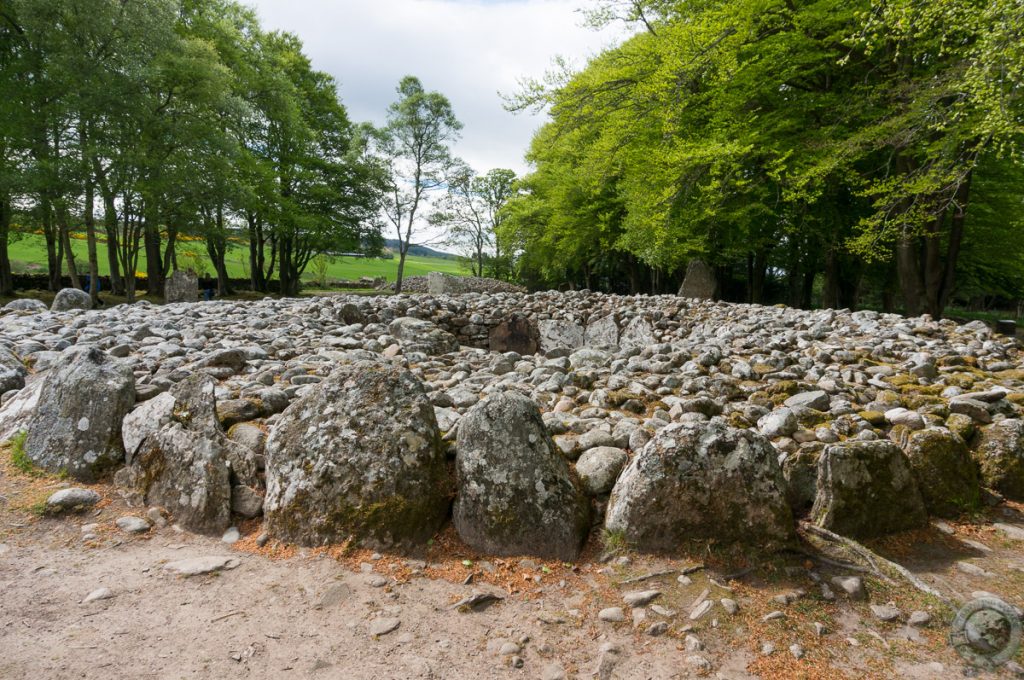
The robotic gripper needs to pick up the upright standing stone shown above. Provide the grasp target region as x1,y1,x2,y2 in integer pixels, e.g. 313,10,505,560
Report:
119,374,256,535
584,315,619,348
811,440,928,538
605,419,795,551
454,392,590,559
24,346,135,481
538,319,585,353
165,270,199,303
264,360,451,548
678,260,717,300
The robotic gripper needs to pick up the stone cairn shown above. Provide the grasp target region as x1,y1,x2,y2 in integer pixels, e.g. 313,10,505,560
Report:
1,288,1022,557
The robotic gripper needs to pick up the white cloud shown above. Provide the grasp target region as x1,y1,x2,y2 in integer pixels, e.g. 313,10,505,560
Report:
244,0,628,176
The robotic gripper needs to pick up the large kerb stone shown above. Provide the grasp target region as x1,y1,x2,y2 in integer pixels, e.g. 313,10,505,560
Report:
264,360,450,548
604,419,796,551
23,346,134,481
454,391,590,560
811,440,928,539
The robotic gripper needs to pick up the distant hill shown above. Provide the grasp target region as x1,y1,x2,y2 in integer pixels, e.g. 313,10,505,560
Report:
383,240,459,260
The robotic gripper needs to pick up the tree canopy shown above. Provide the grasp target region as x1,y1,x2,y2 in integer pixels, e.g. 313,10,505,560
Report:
501,0,1024,316
0,0,386,299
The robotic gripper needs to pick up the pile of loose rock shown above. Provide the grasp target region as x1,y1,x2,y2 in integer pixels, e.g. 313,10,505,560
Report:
1,289,1022,557
385,272,526,296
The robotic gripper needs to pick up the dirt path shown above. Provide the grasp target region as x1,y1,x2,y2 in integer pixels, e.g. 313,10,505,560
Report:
2,465,1022,679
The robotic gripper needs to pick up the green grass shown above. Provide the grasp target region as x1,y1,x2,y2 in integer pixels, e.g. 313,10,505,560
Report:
8,430,33,474
7,232,469,283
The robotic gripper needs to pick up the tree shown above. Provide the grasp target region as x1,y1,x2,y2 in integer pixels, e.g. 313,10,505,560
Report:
434,163,516,277
503,0,1024,314
377,76,462,294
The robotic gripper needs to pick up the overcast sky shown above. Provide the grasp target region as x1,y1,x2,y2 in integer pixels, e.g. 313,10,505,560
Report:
244,0,628,176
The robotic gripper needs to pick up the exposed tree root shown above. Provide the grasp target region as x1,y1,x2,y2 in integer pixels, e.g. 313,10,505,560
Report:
797,521,953,606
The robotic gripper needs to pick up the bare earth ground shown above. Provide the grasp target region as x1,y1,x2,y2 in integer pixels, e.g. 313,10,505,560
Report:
2,458,1024,680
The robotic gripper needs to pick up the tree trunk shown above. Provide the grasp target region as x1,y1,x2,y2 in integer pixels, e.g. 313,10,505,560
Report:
896,236,925,316
395,246,409,294
104,200,123,296
84,171,100,305
247,213,267,292
58,205,80,290
0,195,13,296
41,200,61,291
938,173,971,316
207,206,231,296
144,200,162,297
751,249,767,304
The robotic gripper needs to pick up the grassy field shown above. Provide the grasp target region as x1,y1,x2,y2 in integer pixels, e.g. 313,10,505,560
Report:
7,232,468,283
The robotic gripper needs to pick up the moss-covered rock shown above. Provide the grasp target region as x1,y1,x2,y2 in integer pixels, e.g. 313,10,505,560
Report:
811,440,928,539
973,419,1024,501
605,418,796,551
264,360,451,549
781,445,823,513
946,413,976,441
899,428,980,517
858,410,886,427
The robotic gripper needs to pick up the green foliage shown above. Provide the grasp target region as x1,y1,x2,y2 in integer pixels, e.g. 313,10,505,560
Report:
0,0,388,299
375,76,463,293
8,430,33,474
503,0,1024,314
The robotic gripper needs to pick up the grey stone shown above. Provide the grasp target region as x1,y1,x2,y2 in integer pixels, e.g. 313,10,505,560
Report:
784,390,830,411
950,398,992,424
908,610,932,628
265,360,450,548
389,317,459,356
884,407,926,430
585,315,619,347
974,420,1024,500
899,428,980,517
119,374,256,535
575,446,628,496
830,576,865,600
811,440,927,539
4,298,48,313
82,587,114,603
51,288,92,311
605,419,795,551
538,319,584,353
622,590,661,607
165,270,198,304
368,614,399,639
619,317,655,349
46,488,101,513
163,555,241,576
24,346,134,481
115,516,151,533
678,260,717,300
231,485,264,518
598,607,625,622
758,408,798,438
870,604,901,622
454,392,589,560
0,345,26,394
